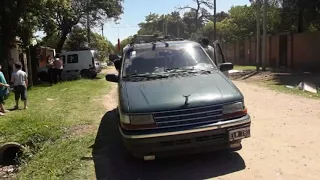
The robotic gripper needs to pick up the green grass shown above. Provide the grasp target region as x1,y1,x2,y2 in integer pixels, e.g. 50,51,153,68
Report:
0,74,109,179
17,135,95,180
233,65,256,71
265,81,320,99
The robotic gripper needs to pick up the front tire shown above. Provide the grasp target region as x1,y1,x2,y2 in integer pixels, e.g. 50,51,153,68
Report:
80,69,90,78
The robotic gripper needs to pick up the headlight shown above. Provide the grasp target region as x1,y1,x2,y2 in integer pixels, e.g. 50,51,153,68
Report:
223,102,247,120
119,113,130,124
130,115,155,125
119,113,156,130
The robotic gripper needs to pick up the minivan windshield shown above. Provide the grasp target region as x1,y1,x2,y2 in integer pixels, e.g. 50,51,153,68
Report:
122,44,216,77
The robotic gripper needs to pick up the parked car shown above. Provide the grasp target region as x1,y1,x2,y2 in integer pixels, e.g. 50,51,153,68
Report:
37,49,101,80
106,35,251,160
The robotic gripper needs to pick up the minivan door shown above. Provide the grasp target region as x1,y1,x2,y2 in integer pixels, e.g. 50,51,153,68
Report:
213,41,229,78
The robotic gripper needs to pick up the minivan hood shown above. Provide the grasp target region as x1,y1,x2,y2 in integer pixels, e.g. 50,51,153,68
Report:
120,72,243,113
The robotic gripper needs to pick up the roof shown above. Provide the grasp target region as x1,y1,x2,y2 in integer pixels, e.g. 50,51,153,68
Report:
123,40,201,53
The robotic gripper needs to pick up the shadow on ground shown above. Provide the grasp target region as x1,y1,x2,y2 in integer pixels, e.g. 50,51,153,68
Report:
92,109,246,180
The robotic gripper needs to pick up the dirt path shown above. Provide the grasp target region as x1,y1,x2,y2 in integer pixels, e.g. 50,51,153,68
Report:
95,70,320,180
225,81,320,180
102,68,118,111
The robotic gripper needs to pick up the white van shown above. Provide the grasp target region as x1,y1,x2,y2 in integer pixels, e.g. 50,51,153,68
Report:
60,50,101,79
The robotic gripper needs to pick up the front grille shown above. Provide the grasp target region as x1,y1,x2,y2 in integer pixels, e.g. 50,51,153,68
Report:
153,104,223,128
158,134,226,147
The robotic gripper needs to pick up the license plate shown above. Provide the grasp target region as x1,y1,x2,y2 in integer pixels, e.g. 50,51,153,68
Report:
228,127,251,141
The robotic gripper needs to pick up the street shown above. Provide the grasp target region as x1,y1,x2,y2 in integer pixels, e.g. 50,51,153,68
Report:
93,68,320,180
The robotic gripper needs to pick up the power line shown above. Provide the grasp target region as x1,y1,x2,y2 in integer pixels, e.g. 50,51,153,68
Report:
104,25,139,28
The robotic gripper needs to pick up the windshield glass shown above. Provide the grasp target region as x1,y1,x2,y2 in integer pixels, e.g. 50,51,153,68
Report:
122,44,216,77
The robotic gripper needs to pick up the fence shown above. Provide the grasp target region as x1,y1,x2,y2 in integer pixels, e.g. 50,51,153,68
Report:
221,31,320,72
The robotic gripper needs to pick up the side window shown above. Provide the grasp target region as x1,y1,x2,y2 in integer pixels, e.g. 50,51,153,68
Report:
67,54,78,63
62,55,66,64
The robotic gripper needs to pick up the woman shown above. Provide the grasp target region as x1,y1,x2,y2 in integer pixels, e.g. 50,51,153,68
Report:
0,65,10,115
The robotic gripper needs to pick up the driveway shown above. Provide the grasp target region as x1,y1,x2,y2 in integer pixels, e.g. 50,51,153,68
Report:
93,68,320,180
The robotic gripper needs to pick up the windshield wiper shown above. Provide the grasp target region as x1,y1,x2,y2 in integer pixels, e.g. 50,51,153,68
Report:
164,67,195,72
123,73,169,79
165,67,214,74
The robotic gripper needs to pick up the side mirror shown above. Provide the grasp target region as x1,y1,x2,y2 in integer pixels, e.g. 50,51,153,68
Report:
219,62,234,72
106,74,118,83
114,60,121,71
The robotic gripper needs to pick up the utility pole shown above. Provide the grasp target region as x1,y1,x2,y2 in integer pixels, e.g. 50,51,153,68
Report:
213,0,217,41
255,0,261,71
262,0,267,71
165,23,168,36
177,21,180,38
101,23,104,37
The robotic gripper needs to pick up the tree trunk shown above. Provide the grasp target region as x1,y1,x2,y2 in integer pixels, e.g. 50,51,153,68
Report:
29,45,39,85
56,32,68,53
26,47,33,88
0,35,12,80
297,8,304,33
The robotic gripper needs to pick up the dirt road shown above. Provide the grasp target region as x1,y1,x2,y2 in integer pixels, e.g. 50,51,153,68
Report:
94,68,320,180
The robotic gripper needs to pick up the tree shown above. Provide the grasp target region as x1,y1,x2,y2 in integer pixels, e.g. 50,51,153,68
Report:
40,32,60,48
177,0,214,31
64,26,112,61
40,0,124,53
278,0,320,33
0,0,44,78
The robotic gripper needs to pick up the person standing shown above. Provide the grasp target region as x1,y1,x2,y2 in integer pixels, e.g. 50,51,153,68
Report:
201,37,215,63
53,56,63,83
11,62,28,110
46,56,55,85
0,65,10,115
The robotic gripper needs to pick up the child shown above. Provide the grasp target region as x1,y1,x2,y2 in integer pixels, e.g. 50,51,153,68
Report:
11,62,28,109
0,65,10,115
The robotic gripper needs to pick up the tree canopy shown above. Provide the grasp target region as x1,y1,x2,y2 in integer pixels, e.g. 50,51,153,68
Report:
129,0,320,44
0,0,124,79
63,25,113,61
39,0,124,52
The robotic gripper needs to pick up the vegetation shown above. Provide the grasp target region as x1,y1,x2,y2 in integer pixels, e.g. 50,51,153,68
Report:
0,0,123,78
0,75,109,178
233,66,257,71
63,26,114,61
131,0,320,42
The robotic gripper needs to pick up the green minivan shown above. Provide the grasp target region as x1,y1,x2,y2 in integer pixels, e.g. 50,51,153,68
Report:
106,37,251,160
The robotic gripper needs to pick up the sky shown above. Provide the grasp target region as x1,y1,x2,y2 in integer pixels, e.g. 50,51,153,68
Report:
35,0,250,45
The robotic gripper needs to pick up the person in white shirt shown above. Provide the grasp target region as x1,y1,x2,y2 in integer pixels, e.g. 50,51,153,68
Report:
11,62,28,110
201,37,215,63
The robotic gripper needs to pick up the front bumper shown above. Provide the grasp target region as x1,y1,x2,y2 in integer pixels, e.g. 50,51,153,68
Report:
119,115,251,158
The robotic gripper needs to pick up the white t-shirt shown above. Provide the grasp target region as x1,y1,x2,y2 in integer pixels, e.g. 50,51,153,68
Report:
11,70,27,86
203,45,215,62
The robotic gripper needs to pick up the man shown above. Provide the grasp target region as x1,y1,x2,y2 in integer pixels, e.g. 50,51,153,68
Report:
0,65,10,115
11,62,28,110
201,37,215,62
46,56,55,85
53,55,63,83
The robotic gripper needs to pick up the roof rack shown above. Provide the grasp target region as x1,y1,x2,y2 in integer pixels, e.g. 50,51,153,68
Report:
132,34,184,44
